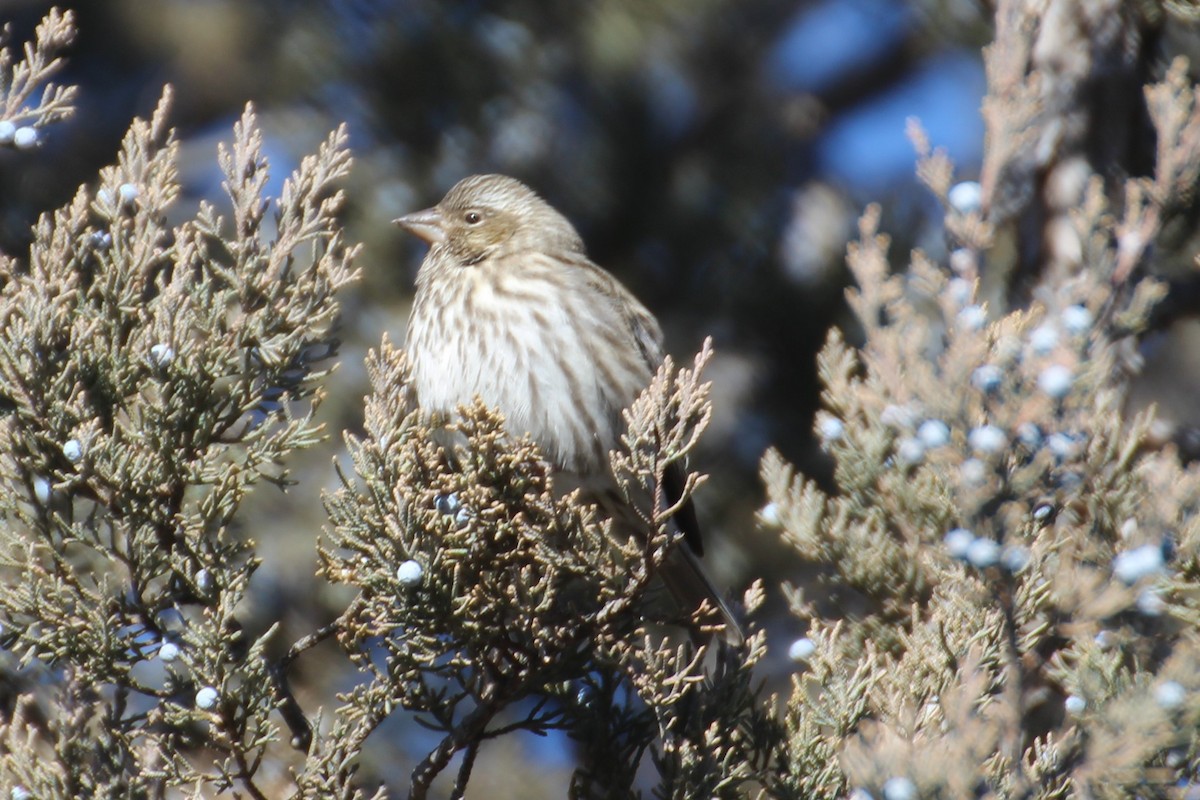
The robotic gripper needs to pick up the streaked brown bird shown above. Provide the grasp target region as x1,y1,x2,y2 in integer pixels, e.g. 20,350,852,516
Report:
395,173,743,645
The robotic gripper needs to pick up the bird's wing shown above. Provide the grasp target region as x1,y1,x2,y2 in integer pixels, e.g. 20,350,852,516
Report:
581,263,705,555
621,295,666,374
574,256,665,370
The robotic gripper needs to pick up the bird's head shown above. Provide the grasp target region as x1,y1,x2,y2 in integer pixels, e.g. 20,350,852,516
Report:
394,174,584,267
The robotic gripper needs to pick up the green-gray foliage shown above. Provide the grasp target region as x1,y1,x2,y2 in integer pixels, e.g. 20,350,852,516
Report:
5,4,1200,800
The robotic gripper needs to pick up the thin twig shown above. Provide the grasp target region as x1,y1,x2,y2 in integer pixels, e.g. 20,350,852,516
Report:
232,740,270,800
451,737,482,800
270,616,344,751
993,575,1032,800
282,617,342,668
268,655,313,752
410,701,497,800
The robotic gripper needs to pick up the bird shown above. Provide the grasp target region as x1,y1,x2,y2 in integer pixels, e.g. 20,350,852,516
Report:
394,173,743,646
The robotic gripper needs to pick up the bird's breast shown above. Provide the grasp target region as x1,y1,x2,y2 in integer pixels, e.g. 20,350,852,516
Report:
407,264,641,473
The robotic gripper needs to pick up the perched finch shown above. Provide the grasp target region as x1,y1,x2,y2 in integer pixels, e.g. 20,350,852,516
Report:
395,173,743,645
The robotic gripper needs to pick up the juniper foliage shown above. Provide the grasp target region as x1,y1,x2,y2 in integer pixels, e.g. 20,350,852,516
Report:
311,340,783,799
5,3,1200,799
0,10,357,796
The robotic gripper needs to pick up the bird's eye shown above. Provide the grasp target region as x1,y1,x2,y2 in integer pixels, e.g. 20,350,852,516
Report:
464,211,482,225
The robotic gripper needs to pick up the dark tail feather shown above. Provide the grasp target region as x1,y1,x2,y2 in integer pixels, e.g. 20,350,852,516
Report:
659,546,745,647
664,464,703,554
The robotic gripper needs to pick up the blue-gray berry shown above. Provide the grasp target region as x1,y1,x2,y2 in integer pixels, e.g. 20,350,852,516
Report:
1113,544,1165,584
33,476,51,506
971,365,1003,392
947,278,973,306
880,404,917,430
882,776,918,800
896,437,925,465
948,181,983,215
1046,432,1081,459
966,537,1001,568
917,419,950,448
149,343,175,367
62,438,83,463
957,304,987,331
195,686,219,709
1038,364,1074,399
1016,422,1042,448
944,528,975,559
118,183,140,206
968,424,1006,454
818,416,845,442
1137,588,1165,616
948,248,975,275
397,559,423,587
788,637,816,662
435,492,461,515
1155,680,1186,710
1001,545,1030,572
1061,305,1092,335
12,126,39,150
959,458,987,485
195,568,213,592
1029,324,1059,355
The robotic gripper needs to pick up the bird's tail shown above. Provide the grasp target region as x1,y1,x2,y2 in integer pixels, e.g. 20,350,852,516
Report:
658,545,746,647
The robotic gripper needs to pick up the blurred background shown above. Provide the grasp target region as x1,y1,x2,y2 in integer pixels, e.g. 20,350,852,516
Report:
0,0,1000,792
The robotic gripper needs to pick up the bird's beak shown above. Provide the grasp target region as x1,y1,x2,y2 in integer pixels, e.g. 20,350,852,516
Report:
393,207,447,246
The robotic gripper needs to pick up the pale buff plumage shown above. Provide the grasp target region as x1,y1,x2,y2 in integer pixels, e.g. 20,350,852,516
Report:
396,174,742,645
